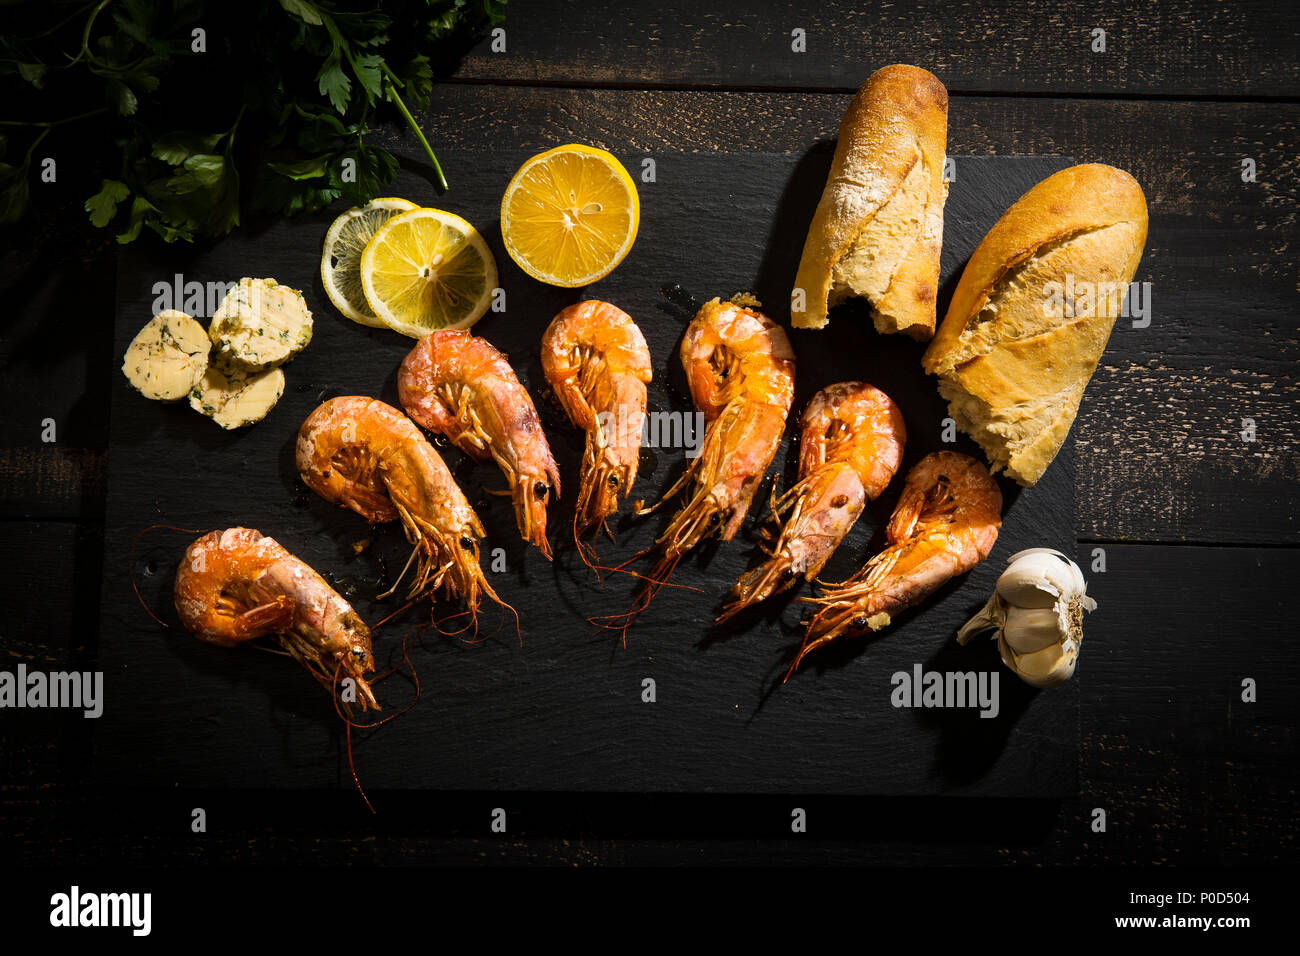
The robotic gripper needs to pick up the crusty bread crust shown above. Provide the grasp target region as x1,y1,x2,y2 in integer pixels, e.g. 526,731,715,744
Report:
922,164,1149,485
790,64,948,336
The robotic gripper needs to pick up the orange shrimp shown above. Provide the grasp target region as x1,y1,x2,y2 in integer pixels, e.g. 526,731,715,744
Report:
788,451,1001,678
296,396,506,625
174,527,379,709
718,381,905,622
540,300,651,547
601,297,795,634
398,330,562,560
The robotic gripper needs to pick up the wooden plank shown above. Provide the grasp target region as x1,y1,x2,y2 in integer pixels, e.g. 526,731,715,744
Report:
0,522,99,789
0,219,115,520
448,0,1300,97
1068,544,1298,865
0,448,106,520
6,533,1295,864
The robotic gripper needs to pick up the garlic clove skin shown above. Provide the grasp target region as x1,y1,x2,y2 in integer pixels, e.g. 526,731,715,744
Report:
955,592,1007,645
995,548,1078,609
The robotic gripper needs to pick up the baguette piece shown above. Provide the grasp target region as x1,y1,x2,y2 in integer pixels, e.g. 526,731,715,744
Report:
922,164,1149,486
791,64,948,337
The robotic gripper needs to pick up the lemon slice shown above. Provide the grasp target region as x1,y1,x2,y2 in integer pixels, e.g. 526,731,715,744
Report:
359,208,498,337
322,197,419,327
500,144,640,287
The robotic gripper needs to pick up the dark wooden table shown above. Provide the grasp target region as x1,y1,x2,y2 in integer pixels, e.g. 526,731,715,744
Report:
2,0,1296,870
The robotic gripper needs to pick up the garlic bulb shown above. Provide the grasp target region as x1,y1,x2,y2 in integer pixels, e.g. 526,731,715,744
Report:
957,548,1096,688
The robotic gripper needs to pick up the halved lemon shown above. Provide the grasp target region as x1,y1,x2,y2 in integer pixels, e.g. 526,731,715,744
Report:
500,144,640,287
321,197,418,327
359,207,498,338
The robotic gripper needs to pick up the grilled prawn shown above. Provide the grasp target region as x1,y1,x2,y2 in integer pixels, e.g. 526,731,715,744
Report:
541,300,651,544
296,396,505,619
600,297,795,635
174,527,379,709
649,298,795,556
398,330,562,559
718,382,905,622
789,451,1001,678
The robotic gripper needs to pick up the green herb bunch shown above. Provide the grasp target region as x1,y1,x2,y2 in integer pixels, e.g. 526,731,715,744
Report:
0,0,506,243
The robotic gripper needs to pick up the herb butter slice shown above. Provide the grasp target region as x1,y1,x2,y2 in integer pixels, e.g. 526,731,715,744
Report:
189,365,285,430
122,310,210,401
209,277,313,372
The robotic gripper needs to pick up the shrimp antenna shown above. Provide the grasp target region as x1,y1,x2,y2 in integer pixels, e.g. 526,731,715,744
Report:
129,523,210,631
371,593,423,632
330,623,426,815
377,543,421,600
346,721,374,814
572,509,609,583
783,603,857,683
433,606,477,640
572,522,700,595
587,551,685,647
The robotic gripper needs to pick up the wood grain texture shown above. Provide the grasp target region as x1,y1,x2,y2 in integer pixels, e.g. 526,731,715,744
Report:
6,533,1294,864
2,33,1297,871
448,0,1300,97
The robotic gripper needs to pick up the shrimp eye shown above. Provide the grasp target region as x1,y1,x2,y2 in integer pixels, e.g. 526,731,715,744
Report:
707,513,719,525
781,567,795,581
831,494,849,508
608,474,620,489
534,481,549,499
852,615,870,631
460,536,474,550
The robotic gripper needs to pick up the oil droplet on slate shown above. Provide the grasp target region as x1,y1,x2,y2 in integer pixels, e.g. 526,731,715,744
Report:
660,284,698,312
327,573,358,600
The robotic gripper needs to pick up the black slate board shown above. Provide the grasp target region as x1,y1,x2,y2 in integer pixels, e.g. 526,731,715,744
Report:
98,150,1076,796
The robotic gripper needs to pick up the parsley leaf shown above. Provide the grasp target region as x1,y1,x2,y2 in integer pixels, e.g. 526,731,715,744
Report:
1,0,507,241
85,179,131,227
